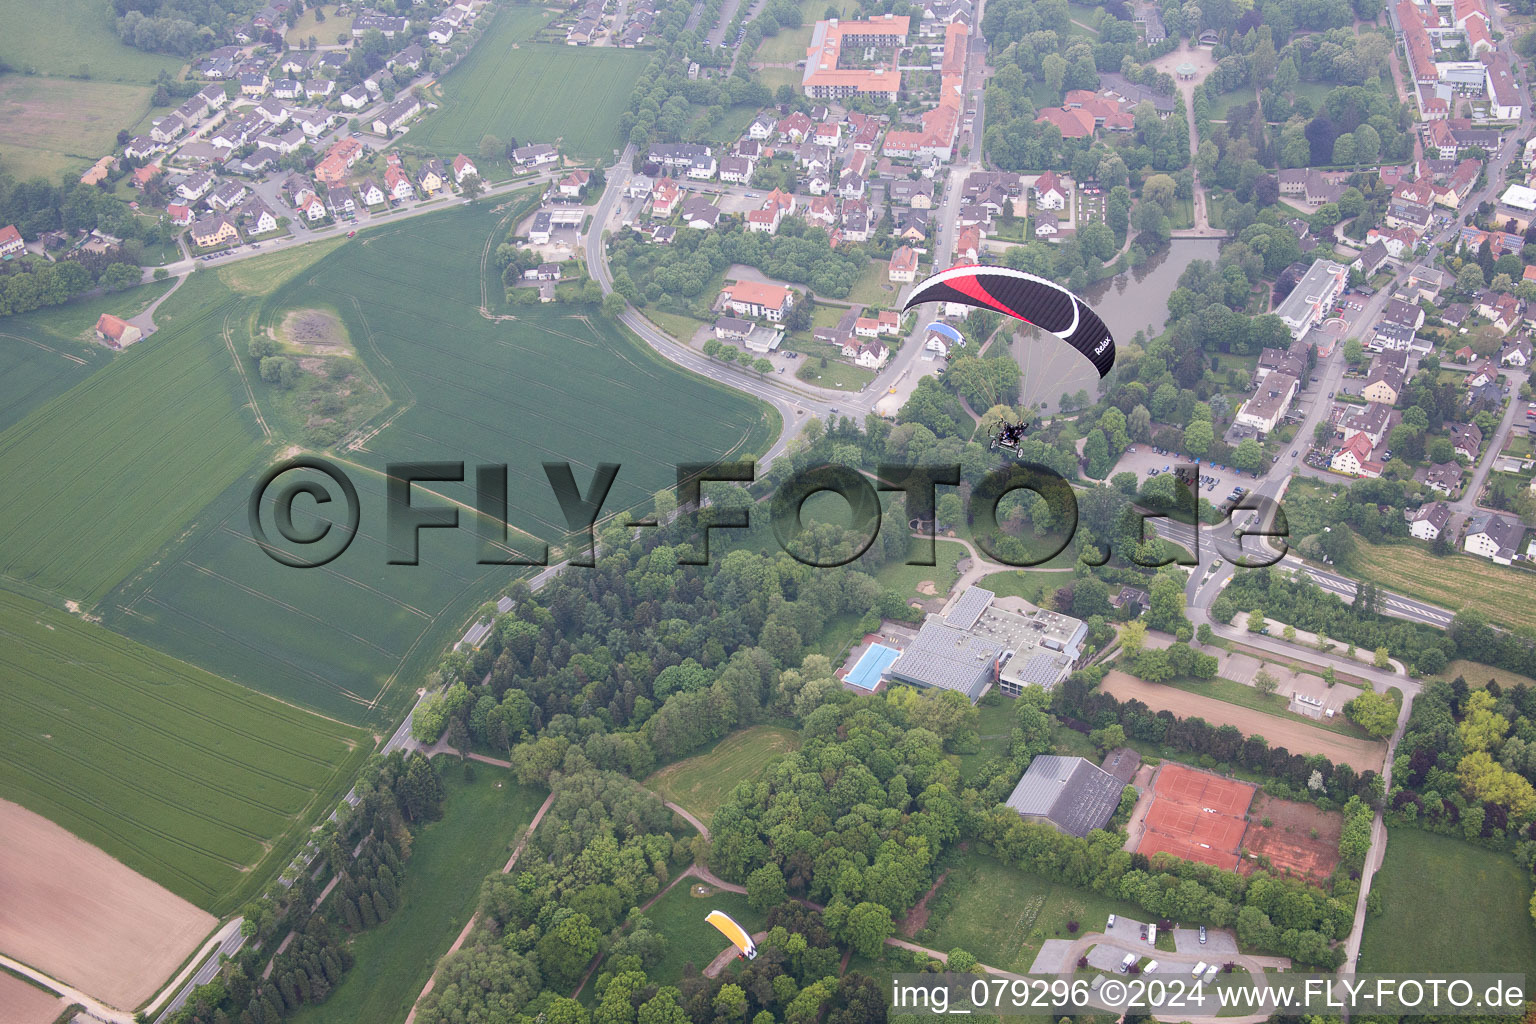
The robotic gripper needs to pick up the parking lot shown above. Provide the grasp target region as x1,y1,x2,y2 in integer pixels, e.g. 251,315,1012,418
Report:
1107,446,1259,499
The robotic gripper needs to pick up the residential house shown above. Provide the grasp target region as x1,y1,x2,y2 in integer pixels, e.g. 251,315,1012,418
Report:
681,196,721,230
238,196,279,235
1465,512,1523,564
1501,338,1532,367
208,180,249,211
1449,422,1483,460
1331,432,1379,476
1235,372,1299,435
1352,239,1392,276
1407,501,1451,541
718,155,754,184
372,95,422,135
1035,211,1060,237
385,165,415,201
177,171,214,202
189,214,239,248
340,85,370,110
889,244,919,282
651,177,680,217
649,143,716,179
513,143,559,168
720,280,793,321
714,316,752,341
1362,361,1405,405
1033,169,1067,209
327,185,356,217
557,169,590,196
358,179,386,206
166,204,194,226
1416,461,1464,495
1464,359,1498,388
418,158,446,194
1340,402,1393,447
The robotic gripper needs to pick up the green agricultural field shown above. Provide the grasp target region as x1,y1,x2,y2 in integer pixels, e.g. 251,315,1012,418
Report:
0,279,172,432
0,74,156,179
1360,828,1536,972
412,7,645,160
291,761,544,1024
1342,534,1536,632
0,0,186,82
0,270,265,608
0,590,369,913
102,202,777,725
922,852,1145,973
641,883,765,986
645,725,801,825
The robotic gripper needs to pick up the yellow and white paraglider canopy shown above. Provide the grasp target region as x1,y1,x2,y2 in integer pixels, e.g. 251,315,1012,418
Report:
706,909,757,960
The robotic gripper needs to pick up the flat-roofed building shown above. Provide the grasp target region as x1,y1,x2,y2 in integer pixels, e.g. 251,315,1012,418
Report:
1274,259,1348,338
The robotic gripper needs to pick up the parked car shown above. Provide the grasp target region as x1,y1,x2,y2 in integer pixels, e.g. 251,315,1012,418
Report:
1192,961,1208,977
1107,914,1116,928
1199,926,1208,944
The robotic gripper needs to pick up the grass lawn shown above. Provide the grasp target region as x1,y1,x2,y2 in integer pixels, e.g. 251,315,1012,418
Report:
0,0,186,83
286,4,352,46
1167,196,1195,230
1430,659,1536,689
952,695,1016,781
644,725,801,826
755,66,803,93
291,761,544,1024
0,278,170,433
100,203,777,726
0,74,155,180
1342,533,1536,632
641,883,765,986
922,851,1146,973
412,7,644,160
977,568,1071,606
1360,828,1536,973
875,538,966,602
842,258,901,308
645,307,711,343
796,357,875,390
1159,676,1376,740
0,589,369,913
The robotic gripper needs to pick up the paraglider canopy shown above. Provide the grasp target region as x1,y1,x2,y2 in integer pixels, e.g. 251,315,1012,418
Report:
706,910,758,960
904,265,1116,379
924,321,963,345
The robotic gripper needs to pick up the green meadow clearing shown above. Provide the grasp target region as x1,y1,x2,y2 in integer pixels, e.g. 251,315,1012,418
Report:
291,760,544,1024
0,74,157,180
0,279,172,432
921,852,1146,973
641,884,765,987
1361,828,1536,973
0,590,369,912
99,202,776,725
645,725,801,825
0,0,187,82
412,6,646,161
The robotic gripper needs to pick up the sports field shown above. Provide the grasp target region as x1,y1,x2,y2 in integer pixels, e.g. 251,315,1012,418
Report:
1361,828,1536,972
644,725,801,825
0,590,369,912
101,203,777,724
1134,763,1254,871
0,270,264,608
0,74,156,179
413,6,645,160
0,0,186,83
290,761,544,1024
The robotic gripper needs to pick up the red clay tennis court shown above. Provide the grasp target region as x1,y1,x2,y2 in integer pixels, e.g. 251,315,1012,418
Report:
1135,763,1256,871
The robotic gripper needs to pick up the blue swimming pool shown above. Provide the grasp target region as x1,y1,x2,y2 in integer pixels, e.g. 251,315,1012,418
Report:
845,643,900,690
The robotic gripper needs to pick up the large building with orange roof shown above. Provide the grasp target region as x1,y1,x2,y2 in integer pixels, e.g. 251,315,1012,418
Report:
882,22,967,161
802,14,908,102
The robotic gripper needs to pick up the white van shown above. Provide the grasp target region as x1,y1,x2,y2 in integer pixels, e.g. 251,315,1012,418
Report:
1204,964,1219,981
1119,953,1137,973
1144,960,1159,973
1107,914,1116,929
1147,924,1157,945
1191,961,1208,977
